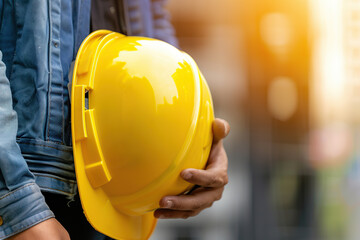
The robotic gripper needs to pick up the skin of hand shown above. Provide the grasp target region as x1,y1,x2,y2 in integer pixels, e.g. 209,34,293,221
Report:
8,218,70,240
154,118,230,219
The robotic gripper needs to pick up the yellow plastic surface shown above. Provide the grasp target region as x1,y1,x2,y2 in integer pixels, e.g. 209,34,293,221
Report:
71,30,214,240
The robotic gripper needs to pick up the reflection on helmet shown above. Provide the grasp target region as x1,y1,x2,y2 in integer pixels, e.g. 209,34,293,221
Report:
71,30,214,240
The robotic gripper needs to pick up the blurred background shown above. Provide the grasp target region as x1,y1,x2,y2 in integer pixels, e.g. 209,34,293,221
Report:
149,0,360,239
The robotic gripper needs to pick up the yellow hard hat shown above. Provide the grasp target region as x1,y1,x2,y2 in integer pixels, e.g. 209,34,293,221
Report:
71,30,214,240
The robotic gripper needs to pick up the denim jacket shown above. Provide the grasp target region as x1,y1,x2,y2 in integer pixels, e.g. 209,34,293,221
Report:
0,0,176,238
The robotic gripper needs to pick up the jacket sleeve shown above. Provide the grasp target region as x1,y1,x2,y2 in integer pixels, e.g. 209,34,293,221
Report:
0,51,54,239
151,0,179,47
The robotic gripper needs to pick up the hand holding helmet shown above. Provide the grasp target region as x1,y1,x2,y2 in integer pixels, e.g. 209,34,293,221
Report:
155,118,230,219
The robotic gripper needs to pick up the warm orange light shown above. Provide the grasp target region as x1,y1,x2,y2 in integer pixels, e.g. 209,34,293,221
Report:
267,77,298,121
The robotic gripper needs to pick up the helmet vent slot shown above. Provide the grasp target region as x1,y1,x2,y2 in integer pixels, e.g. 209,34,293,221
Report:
85,90,89,110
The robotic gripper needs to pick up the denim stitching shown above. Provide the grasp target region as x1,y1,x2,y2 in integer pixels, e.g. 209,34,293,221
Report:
47,0,53,141
0,183,34,201
39,186,76,195
1,214,54,239
35,173,76,184
16,137,71,148
17,141,73,153
17,136,64,144
9,1,22,82
61,71,65,144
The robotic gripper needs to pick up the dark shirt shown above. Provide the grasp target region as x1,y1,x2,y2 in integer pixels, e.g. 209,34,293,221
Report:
91,0,128,34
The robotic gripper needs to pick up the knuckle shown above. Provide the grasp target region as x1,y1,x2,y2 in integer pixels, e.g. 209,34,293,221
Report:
209,175,219,186
217,171,228,186
215,189,224,201
192,201,203,210
217,177,225,186
172,200,182,209
208,171,228,187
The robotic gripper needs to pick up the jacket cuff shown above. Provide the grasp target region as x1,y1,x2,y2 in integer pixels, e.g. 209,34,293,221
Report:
0,183,54,239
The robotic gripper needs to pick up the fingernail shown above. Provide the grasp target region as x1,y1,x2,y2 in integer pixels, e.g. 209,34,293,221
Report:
183,172,192,180
164,200,173,208
154,212,164,219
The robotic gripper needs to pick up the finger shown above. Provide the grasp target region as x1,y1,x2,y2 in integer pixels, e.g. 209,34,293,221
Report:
207,138,228,168
154,209,199,219
157,187,223,211
213,118,230,143
181,167,228,188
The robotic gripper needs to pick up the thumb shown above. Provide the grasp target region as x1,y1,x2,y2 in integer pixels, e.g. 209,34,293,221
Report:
212,118,230,143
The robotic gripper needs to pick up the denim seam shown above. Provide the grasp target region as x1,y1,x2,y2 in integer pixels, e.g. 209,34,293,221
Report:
0,183,34,201
9,1,18,82
61,71,65,144
34,173,76,184
1,213,54,239
46,0,65,145
46,0,53,142
17,137,64,145
39,186,75,195
16,140,73,152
